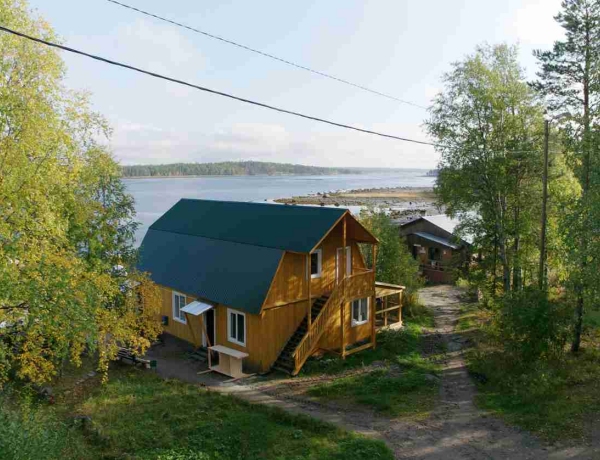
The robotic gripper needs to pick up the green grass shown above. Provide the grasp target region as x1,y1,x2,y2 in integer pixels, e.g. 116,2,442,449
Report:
306,358,438,418
464,305,600,443
302,304,440,418
456,302,486,332
302,303,435,376
0,392,90,460
1,367,393,460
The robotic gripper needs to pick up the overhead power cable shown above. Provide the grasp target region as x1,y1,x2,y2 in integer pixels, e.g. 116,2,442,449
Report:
105,0,428,110
0,25,436,145
0,25,562,156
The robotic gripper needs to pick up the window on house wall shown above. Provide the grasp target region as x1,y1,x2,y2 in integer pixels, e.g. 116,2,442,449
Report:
351,297,369,326
172,292,187,324
228,308,246,346
412,245,420,259
428,247,441,261
310,249,322,279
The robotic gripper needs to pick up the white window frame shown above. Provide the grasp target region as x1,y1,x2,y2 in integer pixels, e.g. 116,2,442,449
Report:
345,246,352,276
172,291,187,324
310,248,322,279
336,246,352,281
227,308,246,347
351,297,370,327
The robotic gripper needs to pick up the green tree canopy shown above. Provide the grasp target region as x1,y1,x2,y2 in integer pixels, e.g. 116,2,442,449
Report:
0,0,161,386
534,0,600,351
426,44,558,294
358,208,422,299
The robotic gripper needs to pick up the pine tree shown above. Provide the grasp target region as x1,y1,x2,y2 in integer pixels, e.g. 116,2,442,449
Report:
534,0,600,352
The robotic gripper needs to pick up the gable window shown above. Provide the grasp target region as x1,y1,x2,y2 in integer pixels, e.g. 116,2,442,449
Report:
310,249,322,279
227,308,246,346
351,297,369,326
172,292,187,324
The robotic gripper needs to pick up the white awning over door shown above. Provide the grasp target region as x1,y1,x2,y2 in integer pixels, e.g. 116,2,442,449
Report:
181,301,214,316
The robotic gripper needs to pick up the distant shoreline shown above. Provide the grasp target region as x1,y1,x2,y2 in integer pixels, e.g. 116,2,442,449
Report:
120,160,363,178
121,173,354,180
274,186,439,222
122,171,435,180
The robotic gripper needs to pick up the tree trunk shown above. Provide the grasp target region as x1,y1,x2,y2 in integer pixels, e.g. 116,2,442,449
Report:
512,206,522,291
572,288,585,352
539,120,549,292
512,237,521,290
497,198,511,293
573,27,592,353
492,238,498,297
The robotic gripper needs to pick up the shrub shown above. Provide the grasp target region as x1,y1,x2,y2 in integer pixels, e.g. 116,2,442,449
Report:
358,208,424,305
488,288,572,364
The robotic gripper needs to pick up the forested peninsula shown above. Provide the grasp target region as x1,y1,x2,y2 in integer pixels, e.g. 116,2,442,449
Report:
121,161,356,177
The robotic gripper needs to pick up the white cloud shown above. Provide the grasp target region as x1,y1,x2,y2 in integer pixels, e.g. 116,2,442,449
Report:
507,0,564,46
66,17,205,100
108,119,439,169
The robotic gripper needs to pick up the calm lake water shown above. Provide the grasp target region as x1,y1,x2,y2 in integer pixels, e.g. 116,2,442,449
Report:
125,170,436,244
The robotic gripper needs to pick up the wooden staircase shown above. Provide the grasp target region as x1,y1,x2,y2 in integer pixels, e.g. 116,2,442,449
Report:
188,347,209,363
272,294,329,374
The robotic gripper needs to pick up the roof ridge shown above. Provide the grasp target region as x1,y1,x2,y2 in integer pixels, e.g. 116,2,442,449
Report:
147,227,290,253
177,197,348,213
148,198,349,253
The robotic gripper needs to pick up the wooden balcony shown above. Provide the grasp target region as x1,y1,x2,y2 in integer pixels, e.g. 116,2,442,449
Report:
343,268,375,301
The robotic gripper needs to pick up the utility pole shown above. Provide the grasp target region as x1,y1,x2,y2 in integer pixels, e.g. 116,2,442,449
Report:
539,119,549,292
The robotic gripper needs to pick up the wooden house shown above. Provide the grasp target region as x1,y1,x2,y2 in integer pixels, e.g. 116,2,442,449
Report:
138,199,403,376
399,215,471,284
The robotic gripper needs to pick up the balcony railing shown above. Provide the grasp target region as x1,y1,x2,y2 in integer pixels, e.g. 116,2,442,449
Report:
292,268,375,374
344,268,375,300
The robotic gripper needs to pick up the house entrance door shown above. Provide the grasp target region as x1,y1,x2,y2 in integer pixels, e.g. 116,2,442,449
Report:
203,309,216,347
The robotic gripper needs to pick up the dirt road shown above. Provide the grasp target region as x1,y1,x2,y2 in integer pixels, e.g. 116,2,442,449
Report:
226,285,595,459
392,285,587,459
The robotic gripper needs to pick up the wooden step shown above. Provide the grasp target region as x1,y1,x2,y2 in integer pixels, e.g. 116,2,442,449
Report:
188,348,208,362
273,365,294,375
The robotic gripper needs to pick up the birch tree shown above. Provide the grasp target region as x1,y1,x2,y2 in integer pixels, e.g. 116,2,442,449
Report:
426,44,545,294
0,0,162,386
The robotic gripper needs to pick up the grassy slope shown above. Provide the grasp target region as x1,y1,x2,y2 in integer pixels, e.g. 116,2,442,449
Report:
1,367,393,460
460,302,600,443
302,305,441,418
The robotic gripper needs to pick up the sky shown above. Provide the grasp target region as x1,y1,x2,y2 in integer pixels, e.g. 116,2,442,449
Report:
27,0,565,169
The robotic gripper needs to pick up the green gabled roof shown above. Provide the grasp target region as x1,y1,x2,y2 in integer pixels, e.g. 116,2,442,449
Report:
138,199,349,314
138,229,283,314
149,199,347,253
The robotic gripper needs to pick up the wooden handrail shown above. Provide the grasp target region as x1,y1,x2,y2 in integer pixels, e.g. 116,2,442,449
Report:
292,278,345,374
346,268,373,279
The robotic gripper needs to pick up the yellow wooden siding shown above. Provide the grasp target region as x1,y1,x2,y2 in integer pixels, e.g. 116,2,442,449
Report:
263,252,307,309
310,222,341,296
214,302,307,373
345,271,375,301
263,221,369,309
317,299,372,351
351,240,367,271
158,285,204,347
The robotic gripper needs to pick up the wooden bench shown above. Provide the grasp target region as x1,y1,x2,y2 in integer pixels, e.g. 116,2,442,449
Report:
197,345,253,382
116,347,156,369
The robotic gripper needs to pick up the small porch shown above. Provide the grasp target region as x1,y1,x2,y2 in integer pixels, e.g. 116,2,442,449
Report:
375,282,404,330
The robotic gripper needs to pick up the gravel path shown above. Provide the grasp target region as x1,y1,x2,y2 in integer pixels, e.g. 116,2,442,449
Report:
221,285,595,459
